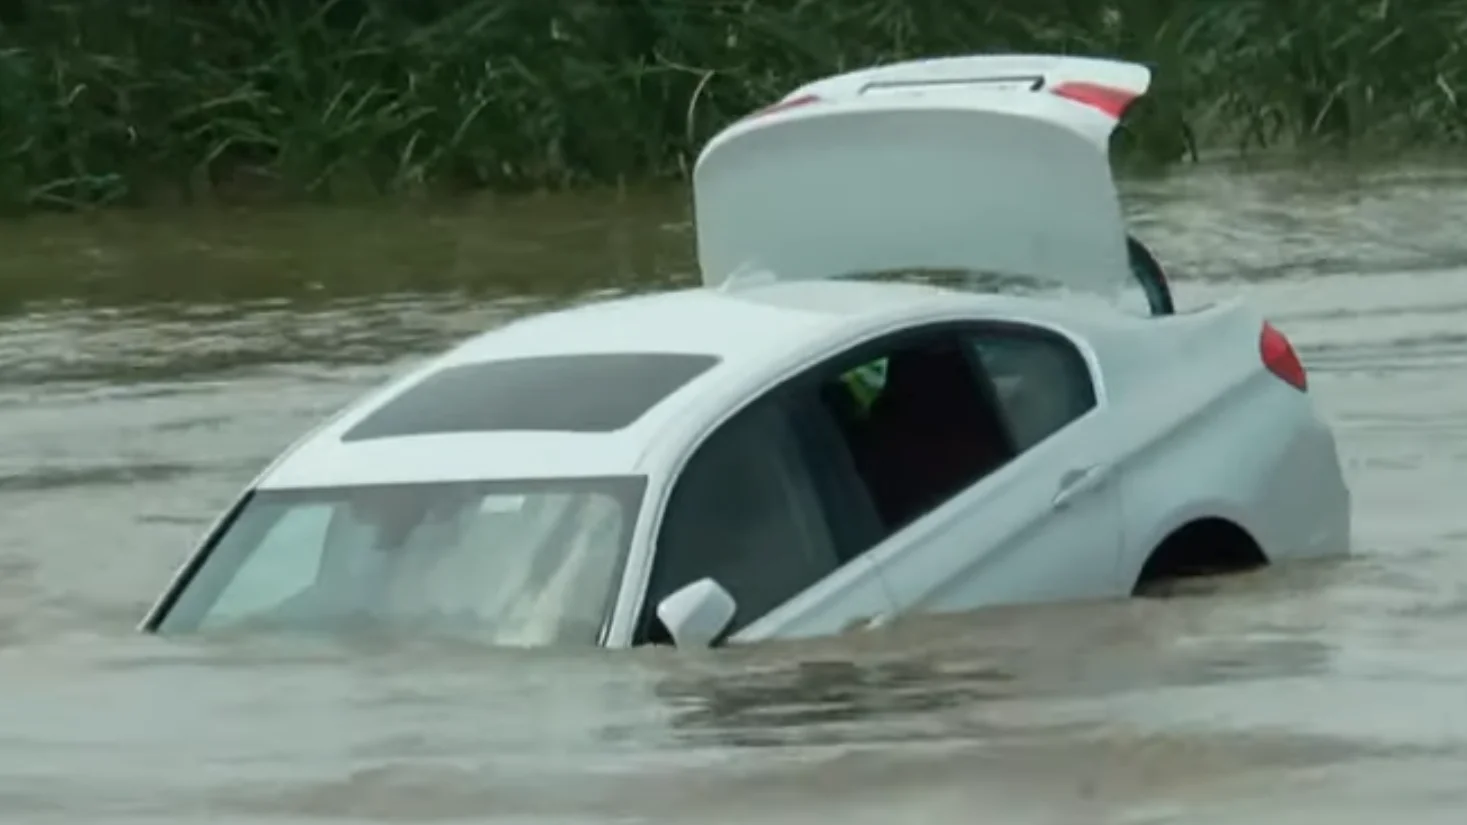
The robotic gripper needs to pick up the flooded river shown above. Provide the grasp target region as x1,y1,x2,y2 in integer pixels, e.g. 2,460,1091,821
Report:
3,159,1467,823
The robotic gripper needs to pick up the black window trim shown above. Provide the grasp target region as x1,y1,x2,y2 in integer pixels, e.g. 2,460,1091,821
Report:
629,389,817,645
141,487,255,633
628,317,1101,645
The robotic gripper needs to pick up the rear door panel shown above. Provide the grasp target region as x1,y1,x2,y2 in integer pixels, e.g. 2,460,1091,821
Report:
866,412,1127,614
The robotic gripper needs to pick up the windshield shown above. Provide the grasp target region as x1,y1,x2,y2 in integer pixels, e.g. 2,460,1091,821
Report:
154,477,645,645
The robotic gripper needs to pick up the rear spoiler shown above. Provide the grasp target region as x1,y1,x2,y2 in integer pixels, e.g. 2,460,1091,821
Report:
781,55,1175,316
765,54,1152,152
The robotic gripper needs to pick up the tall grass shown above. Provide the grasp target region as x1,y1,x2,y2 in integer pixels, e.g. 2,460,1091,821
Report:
1,0,1464,211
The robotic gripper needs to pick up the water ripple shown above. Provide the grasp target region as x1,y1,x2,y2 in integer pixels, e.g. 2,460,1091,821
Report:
1,163,1466,823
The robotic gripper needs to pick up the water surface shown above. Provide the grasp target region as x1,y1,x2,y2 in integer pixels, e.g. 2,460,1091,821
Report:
3,160,1467,823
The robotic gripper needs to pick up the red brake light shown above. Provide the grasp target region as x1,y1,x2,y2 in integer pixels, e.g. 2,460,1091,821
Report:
1049,82,1137,119
1260,321,1307,392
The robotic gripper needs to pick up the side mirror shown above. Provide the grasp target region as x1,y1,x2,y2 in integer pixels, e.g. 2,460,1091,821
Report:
655,578,736,648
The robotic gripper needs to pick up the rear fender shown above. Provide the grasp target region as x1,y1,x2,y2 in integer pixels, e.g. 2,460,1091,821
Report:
1098,303,1340,579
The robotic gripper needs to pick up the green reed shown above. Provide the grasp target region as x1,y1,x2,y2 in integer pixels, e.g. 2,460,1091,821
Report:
0,0,1463,211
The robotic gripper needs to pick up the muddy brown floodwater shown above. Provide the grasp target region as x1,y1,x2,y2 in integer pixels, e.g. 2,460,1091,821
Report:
2,158,1467,824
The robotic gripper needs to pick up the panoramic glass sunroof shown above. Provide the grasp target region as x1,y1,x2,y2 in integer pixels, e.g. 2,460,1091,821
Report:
341,352,720,441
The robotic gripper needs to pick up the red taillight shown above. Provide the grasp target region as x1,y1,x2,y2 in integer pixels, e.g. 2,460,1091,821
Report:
1260,321,1308,392
750,93,822,119
1050,81,1137,119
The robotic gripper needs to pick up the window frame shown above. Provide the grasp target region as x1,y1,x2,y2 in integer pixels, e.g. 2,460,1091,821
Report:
630,388,841,644
143,489,256,633
630,317,1102,645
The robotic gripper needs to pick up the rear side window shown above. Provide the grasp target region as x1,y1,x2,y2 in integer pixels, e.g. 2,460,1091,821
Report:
965,330,1096,451
343,353,719,441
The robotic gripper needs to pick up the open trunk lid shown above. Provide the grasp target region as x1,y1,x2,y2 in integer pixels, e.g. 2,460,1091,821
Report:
692,54,1151,296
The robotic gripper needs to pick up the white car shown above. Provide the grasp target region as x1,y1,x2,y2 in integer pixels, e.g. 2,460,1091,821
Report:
142,54,1350,649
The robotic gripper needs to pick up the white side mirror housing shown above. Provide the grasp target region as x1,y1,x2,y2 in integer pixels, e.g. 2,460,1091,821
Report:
655,578,736,648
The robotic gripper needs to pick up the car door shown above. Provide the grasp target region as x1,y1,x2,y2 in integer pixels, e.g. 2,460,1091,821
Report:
860,322,1126,613
630,390,897,646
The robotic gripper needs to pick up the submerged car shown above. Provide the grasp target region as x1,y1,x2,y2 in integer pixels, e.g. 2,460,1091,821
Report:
142,54,1350,648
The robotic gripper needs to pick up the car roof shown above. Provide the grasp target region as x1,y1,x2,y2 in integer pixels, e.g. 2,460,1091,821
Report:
256,279,1130,490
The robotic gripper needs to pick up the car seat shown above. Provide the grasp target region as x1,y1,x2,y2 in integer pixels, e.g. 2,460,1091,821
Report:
862,344,1007,526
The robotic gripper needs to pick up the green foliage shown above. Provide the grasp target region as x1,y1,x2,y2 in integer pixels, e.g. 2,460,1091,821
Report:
0,0,1463,211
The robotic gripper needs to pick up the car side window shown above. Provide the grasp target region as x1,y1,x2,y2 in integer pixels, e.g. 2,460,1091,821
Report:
638,395,842,643
965,329,1097,452
803,331,1017,537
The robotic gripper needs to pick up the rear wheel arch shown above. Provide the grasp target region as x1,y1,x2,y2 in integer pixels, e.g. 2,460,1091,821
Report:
1133,516,1269,595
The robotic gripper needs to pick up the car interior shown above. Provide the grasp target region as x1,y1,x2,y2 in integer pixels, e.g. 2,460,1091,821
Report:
640,335,1028,645
819,338,1014,532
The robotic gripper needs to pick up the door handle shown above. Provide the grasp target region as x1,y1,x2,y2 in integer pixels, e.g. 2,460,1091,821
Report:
1052,464,1109,509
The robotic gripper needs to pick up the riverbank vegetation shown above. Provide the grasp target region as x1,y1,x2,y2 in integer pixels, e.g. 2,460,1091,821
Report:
1,0,1464,211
